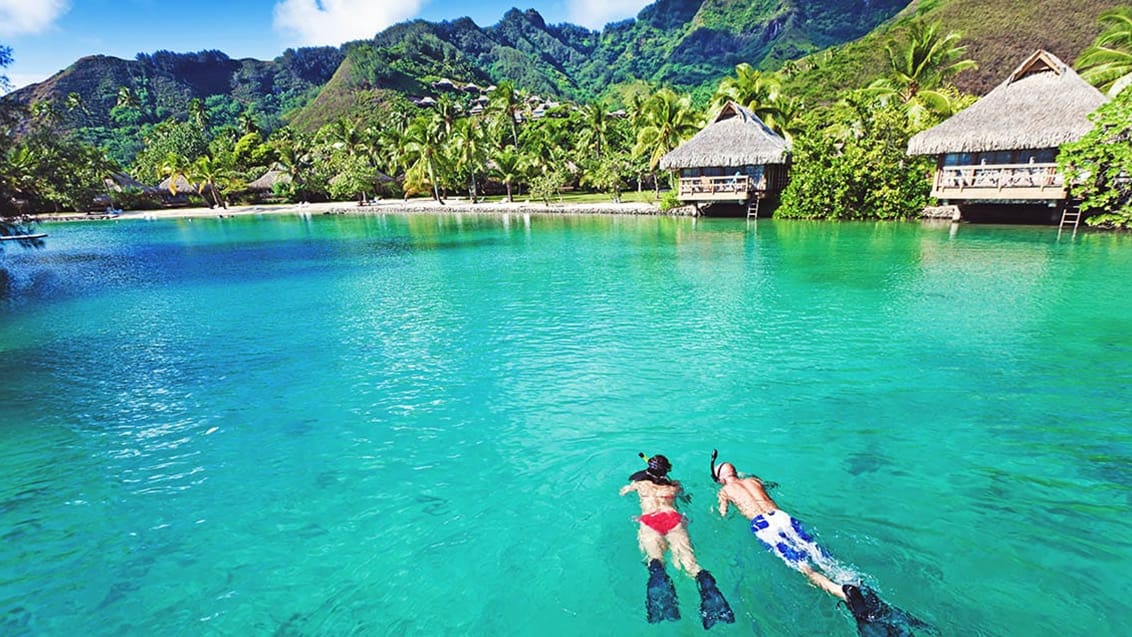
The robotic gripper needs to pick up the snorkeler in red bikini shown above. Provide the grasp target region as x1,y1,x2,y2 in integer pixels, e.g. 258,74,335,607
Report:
620,453,733,629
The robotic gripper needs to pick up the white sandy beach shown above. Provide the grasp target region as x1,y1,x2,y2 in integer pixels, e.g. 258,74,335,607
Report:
40,197,680,223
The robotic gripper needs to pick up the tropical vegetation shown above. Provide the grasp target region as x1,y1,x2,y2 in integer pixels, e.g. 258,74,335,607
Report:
1076,7,1132,96
3,0,1132,239
1059,87,1132,228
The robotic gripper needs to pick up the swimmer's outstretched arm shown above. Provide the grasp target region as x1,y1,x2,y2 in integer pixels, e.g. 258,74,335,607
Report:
619,483,639,496
717,490,730,517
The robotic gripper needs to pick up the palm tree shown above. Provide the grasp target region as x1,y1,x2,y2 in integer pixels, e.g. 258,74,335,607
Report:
632,88,699,193
324,117,366,157
766,95,805,143
712,64,783,122
274,133,315,202
867,20,976,119
238,109,260,135
489,81,521,147
491,146,523,202
1078,7,1132,96
579,101,611,160
434,95,460,137
64,92,89,127
451,118,486,202
157,152,191,195
116,86,140,110
401,115,449,204
29,101,59,127
190,155,232,208
188,97,209,129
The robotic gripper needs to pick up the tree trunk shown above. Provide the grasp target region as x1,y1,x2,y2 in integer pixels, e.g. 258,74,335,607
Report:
210,183,225,209
506,182,513,203
427,160,444,205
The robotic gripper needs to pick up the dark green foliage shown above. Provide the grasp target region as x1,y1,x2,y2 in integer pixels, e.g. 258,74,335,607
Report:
2,47,342,169
1059,88,1132,228
130,119,209,182
778,99,931,220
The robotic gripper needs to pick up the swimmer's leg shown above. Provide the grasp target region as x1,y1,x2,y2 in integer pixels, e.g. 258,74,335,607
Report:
637,524,667,563
801,563,847,600
665,524,702,577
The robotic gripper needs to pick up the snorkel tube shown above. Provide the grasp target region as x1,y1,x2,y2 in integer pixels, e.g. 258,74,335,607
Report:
710,449,721,483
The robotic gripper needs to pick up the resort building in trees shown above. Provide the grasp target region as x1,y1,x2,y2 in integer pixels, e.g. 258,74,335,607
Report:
907,50,1108,219
660,101,791,216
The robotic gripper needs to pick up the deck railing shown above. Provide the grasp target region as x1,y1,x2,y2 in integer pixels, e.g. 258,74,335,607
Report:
677,175,760,199
933,162,1065,197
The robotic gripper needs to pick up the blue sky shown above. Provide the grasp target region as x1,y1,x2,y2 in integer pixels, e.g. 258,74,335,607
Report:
1,0,652,92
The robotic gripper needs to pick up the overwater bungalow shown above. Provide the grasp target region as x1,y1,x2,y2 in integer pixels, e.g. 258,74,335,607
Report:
907,50,1108,219
659,101,790,216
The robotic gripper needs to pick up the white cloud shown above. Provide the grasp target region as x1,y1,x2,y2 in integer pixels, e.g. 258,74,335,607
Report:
3,71,52,93
273,0,423,46
565,0,650,30
0,0,70,37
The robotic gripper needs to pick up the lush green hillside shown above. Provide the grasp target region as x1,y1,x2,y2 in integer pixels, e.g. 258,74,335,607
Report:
578,0,909,90
3,0,1121,158
5,0,909,139
782,0,1126,103
8,48,342,131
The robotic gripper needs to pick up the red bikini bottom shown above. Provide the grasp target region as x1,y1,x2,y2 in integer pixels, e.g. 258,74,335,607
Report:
639,511,684,534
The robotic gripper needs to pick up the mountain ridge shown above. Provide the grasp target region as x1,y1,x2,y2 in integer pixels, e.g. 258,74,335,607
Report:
3,0,1121,144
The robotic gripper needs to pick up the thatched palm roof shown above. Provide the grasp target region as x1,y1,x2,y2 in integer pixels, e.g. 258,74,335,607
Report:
247,168,292,191
907,50,1108,156
157,175,200,194
105,172,160,194
659,101,790,170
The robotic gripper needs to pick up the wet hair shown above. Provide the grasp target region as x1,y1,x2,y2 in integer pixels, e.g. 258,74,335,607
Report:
647,454,671,476
630,452,674,485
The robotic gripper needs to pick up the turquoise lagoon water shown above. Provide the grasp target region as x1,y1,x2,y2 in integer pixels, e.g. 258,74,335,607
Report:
1,213,1130,636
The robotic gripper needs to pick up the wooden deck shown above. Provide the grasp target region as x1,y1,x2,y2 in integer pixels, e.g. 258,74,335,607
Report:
677,175,762,202
931,162,1067,201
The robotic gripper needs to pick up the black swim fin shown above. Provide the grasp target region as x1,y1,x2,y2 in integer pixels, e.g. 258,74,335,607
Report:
646,559,680,623
843,584,937,637
695,570,735,629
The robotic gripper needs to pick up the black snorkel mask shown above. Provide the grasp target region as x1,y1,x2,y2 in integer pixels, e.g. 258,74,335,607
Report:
710,449,721,483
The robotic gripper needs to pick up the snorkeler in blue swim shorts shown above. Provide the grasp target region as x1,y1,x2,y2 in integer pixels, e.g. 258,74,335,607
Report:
750,509,836,572
711,457,848,598
710,451,936,636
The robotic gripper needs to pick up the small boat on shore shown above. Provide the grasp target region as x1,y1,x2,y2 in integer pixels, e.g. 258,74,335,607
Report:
0,233,48,241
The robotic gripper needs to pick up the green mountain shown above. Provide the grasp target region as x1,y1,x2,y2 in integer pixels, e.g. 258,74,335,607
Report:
7,48,343,131
3,0,1122,144
5,1,909,131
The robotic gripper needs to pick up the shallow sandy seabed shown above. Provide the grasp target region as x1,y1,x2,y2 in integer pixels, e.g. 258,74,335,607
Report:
39,197,684,223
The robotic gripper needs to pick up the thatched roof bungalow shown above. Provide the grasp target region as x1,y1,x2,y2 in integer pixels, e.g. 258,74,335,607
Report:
157,175,199,195
104,172,160,195
247,168,292,192
659,101,790,213
907,50,1108,204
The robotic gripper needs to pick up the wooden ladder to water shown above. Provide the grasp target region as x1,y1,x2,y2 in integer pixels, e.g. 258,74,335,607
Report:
746,198,760,220
1058,206,1081,239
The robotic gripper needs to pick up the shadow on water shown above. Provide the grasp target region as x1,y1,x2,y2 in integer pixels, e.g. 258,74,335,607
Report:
1,606,33,637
